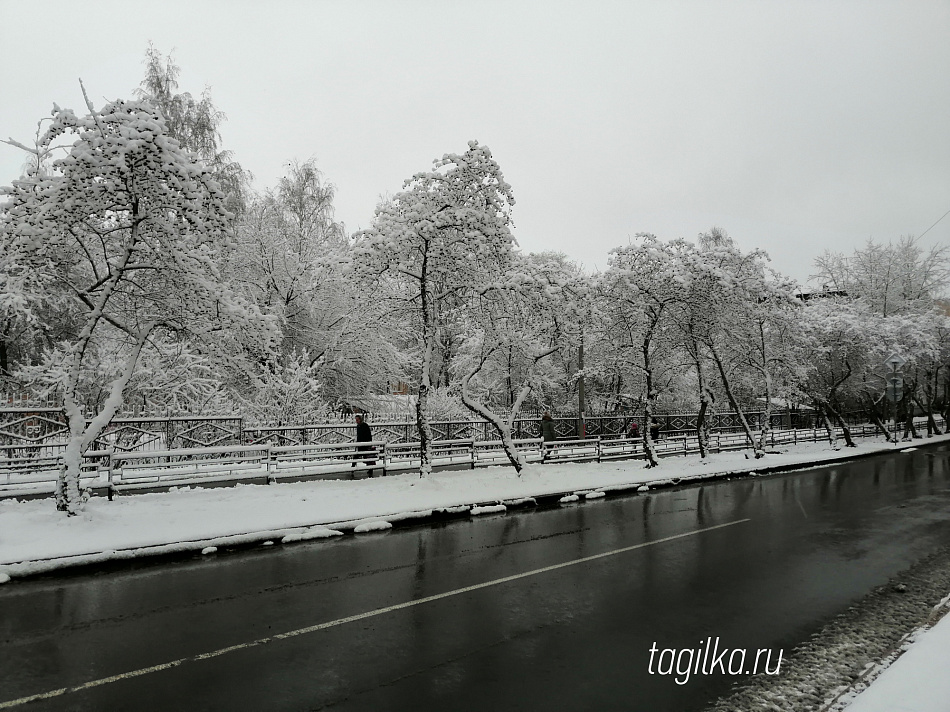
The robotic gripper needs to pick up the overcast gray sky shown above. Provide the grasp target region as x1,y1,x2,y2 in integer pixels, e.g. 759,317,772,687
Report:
2,0,947,284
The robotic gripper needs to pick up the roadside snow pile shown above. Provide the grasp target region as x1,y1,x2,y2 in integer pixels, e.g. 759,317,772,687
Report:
0,573,10,584
585,491,606,499
471,504,507,516
281,527,343,543
559,494,580,503
201,546,217,555
843,600,950,711
353,520,392,533
439,505,471,515
706,546,950,712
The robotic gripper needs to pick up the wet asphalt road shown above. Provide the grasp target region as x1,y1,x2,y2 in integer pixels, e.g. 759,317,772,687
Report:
2,443,950,711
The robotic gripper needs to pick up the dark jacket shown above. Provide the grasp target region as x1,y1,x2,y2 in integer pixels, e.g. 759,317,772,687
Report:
540,416,556,442
355,421,372,442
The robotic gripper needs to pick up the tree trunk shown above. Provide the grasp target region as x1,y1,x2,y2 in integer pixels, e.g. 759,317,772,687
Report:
825,401,856,447
642,397,658,468
416,263,435,477
710,345,762,457
816,403,839,449
901,403,919,440
693,353,713,459
913,393,942,436
641,339,659,468
58,332,150,514
0,334,8,376
460,351,524,474
696,395,710,459
757,374,773,453
863,394,893,442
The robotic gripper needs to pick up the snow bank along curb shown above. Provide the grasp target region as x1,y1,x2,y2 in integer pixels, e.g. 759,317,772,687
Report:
1,435,948,582
825,595,950,710
705,545,950,712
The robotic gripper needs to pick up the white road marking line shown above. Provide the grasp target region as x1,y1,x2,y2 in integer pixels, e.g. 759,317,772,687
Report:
0,518,750,709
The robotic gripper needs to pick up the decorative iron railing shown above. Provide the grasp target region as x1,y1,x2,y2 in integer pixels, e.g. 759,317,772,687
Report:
0,407,877,462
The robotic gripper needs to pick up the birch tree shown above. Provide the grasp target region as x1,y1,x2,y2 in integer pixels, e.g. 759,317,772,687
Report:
136,44,249,215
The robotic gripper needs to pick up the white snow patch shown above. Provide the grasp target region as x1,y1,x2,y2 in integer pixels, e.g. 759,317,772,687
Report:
585,491,606,499
0,573,10,584
384,509,434,523
280,527,343,543
262,540,274,546
201,546,217,555
502,497,536,507
471,504,507,516
901,448,918,453
353,520,392,533
637,485,650,492
559,494,579,503
844,606,950,712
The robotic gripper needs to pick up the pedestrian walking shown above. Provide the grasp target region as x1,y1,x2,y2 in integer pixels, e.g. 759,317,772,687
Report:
540,412,556,462
649,418,660,441
627,421,640,439
353,414,376,476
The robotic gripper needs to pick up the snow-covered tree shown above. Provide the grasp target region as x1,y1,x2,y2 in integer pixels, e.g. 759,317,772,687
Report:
797,300,880,447
236,349,329,426
683,236,788,458
669,239,724,457
352,141,515,475
455,253,575,472
228,159,401,403
600,235,686,467
1,93,273,514
136,44,249,215
813,236,949,317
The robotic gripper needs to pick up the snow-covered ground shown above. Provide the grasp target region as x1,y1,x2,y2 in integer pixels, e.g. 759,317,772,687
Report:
842,600,950,712
2,434,948,578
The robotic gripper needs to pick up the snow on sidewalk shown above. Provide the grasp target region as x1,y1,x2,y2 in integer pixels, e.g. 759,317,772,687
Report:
843,604,950,712
1,435,948,579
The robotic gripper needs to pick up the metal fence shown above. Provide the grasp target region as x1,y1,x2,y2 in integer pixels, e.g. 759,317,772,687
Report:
0,406,899,465
3,418,945,499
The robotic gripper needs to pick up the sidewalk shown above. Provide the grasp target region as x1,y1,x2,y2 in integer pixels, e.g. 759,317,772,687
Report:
2,434,948,580
841,600,950,711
